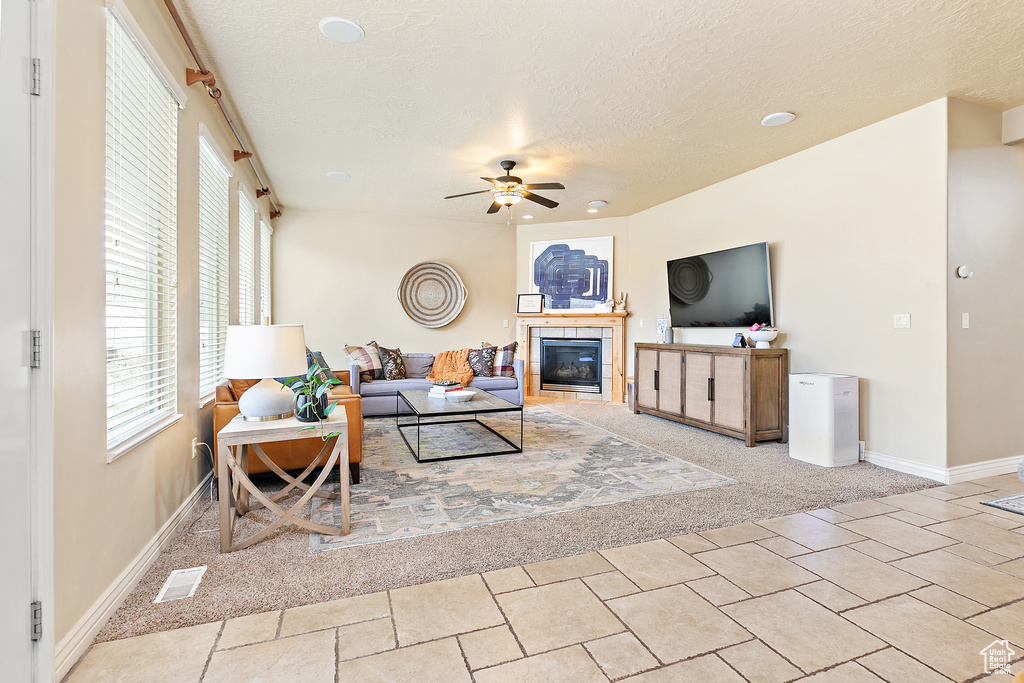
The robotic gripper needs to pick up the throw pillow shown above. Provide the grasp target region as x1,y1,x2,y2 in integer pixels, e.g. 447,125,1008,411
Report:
485,341,518,377
403,353,435,378
306,349,341,383
345,342,384,383
467,346,497,376
378,345,407,380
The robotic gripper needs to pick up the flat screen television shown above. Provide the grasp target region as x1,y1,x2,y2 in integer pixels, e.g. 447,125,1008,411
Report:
667,242,774,328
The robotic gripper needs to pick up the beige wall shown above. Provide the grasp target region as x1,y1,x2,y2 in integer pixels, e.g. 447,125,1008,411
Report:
52,0,272,642
946,100,1024,467
519,100,950,466
273,209,517,366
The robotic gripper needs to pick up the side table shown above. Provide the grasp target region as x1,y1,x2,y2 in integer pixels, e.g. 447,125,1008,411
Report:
216,412,350,552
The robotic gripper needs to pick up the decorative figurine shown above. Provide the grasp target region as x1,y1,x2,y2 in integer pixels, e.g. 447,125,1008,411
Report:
613,291,627,312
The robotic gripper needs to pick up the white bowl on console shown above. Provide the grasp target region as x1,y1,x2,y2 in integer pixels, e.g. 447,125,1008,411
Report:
445,390,476,402
748,329,778,349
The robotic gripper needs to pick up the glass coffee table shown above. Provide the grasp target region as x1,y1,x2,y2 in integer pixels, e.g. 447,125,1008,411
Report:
396,388,523,463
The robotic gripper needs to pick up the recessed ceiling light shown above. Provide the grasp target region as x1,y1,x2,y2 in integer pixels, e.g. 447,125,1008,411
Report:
326,171,350,180
522,215,533,219
587,208,599,213
761,112,796,127
319,17,365,44
588,200,607,207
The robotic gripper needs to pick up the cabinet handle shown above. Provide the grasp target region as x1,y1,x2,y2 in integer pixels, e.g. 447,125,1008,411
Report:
654,370,659,391
708,377,714,401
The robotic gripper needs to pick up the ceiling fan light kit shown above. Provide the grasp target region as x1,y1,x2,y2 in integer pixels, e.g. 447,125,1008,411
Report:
445,160,565,215
494,190,525,206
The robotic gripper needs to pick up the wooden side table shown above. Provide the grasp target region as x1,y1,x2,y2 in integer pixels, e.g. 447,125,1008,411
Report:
216,412,350,552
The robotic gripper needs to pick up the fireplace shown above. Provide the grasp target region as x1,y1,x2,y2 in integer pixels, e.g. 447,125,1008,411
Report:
539,339,602,394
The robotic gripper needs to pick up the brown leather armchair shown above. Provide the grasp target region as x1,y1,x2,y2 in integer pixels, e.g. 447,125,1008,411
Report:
214,370,364,484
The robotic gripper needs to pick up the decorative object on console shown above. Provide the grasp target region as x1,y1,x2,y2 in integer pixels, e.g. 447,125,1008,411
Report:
517,293,543,314
377,345,407,380
530,236,613,310
747,323,778,349
398,261,467,328
345,342,384,382
731,333,747,348
223,324,308,421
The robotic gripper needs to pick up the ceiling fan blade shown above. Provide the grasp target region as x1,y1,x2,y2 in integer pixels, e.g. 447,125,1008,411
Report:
486,201,502,214
522,183,565,190
523,191,558,209
444,190,492,199
480,177,498,184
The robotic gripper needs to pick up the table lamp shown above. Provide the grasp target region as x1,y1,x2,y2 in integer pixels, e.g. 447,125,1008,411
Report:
223,324,308,421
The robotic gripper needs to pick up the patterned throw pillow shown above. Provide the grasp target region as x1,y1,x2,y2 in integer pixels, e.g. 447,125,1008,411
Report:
485,341,518,377
467,346,497,376
378,345,407,380
345,342,384,383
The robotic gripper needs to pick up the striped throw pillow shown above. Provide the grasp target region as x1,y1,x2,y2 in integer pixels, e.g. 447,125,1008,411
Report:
484,341,517,377
346,342,384,382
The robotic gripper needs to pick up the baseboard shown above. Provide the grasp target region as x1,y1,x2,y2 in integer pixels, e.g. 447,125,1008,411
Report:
862,450,948,483
862,450,1023,485
55,473,213,680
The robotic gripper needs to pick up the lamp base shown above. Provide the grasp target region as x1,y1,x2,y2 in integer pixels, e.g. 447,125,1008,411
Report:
238,378,296,422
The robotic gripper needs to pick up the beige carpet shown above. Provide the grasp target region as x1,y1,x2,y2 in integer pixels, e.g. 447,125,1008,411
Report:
97,398,936,641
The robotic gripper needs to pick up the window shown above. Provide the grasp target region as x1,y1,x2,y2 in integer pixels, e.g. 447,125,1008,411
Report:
104,9,180,452
238,190,257,325
198,137,231,398
259,219,272,324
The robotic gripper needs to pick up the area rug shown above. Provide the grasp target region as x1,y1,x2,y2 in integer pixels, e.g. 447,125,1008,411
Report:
982,492,1024,516
308,405,735,551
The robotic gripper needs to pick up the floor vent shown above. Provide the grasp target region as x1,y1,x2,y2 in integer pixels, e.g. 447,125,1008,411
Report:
154,566,207,603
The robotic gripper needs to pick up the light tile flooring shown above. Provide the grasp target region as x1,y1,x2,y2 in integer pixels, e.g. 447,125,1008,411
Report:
66,475,1024,683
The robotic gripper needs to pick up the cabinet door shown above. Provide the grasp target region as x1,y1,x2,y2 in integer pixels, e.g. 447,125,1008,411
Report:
712,355,746,431
657,350,682,415
683,352,712,423
635,348,658,410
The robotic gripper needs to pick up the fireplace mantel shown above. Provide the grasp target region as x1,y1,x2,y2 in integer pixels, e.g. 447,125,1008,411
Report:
516,312,627,403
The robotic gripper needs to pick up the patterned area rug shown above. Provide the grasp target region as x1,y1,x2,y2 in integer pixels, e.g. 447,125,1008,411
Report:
982,492,1024,516
309,405,735,552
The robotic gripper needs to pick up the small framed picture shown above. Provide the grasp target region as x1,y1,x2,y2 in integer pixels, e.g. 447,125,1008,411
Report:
517,293,544,314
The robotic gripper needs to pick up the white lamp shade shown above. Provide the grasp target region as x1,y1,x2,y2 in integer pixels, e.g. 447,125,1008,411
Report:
223,324,308,379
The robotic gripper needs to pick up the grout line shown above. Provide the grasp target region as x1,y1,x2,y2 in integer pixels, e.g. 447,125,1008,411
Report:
275,609,284,639
385,590,400,651
198,620,225,681
333,627,340,683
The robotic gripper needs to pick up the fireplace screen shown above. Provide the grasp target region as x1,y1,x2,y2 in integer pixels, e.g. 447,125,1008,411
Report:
539,339,602,394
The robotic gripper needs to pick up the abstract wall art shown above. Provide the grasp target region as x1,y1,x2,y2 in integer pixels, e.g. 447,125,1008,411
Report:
529,236,613,310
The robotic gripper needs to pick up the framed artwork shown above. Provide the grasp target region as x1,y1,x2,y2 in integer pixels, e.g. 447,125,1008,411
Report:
529,236,613,311
517,293,544,314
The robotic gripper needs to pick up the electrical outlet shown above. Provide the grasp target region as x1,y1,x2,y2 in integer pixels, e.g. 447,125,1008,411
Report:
191,437,199,459
639,319,644,328
893,313,911,329
503,319,508,328
962,313,969,329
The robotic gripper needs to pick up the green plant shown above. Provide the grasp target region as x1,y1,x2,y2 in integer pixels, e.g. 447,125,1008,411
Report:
285,362,343,440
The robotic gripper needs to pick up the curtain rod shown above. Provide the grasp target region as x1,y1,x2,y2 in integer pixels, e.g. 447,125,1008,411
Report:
162,0,282,218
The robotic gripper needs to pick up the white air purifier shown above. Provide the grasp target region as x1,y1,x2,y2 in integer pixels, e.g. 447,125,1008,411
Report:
789,373,859,467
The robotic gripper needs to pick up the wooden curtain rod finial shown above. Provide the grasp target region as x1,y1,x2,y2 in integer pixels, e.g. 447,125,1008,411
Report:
257,188,270,198
234,150,253,162
185,68,215,86
270,210,282,219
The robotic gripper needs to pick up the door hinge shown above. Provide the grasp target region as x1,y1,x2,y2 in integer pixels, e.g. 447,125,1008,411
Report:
30,330,42,369
30,58,41,96
30,601,42,641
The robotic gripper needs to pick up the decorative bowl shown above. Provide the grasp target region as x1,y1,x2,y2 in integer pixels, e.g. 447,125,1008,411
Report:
445,390,475,402
747,329,778,349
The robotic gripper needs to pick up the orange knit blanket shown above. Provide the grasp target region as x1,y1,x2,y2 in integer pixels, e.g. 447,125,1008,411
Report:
426,349,474,388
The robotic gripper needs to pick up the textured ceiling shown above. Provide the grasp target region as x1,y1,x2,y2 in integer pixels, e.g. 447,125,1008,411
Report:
174,0,1024,223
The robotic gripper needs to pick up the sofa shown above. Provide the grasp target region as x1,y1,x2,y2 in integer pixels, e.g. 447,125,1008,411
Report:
350,358,525,417
214,369,365,483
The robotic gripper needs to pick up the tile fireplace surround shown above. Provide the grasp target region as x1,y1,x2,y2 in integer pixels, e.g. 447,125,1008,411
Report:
516,312,627,403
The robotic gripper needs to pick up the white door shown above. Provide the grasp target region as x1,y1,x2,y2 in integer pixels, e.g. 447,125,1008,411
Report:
0,0,38,678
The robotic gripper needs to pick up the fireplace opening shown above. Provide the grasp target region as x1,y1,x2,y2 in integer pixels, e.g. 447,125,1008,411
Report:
540,338,602,394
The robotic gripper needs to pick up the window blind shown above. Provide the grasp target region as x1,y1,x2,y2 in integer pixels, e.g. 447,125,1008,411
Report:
259,220,272,324
238,191,257,325
198,137,230,397
104,10,179,451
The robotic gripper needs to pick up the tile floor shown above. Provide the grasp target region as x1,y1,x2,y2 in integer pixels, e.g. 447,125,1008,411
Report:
66,474,1024,682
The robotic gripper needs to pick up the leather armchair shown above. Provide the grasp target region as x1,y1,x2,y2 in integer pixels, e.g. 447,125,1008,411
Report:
214,370,364,484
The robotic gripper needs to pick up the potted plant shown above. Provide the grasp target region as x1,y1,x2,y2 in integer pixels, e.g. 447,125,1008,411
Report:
286,362,342,424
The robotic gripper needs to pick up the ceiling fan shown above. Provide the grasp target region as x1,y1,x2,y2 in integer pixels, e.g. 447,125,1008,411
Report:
445,160,565,214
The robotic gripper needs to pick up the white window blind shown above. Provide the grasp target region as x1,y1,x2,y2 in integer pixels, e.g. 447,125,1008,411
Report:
198,137,230,398
259,220,272,324
104,10,179,451
238,191,256,325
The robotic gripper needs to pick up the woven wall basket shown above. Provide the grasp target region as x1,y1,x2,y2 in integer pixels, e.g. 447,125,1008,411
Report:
398,261,468,328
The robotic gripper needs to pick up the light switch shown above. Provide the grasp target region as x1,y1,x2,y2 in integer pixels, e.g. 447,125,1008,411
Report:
639,319,644,328
503,319,509,328
962,313,969,329
893,313,911,329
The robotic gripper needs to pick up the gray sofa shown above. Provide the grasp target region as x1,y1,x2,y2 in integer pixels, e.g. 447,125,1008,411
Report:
350,358,525,417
